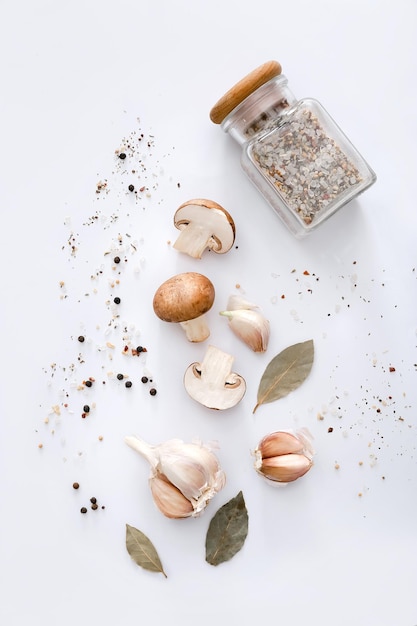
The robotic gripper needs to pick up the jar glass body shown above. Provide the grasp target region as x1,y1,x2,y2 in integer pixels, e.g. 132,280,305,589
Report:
221,75,376,238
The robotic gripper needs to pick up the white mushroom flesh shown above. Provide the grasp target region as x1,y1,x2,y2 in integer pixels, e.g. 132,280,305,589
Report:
173,202,235,259
179,316,210,342
184,345,246,410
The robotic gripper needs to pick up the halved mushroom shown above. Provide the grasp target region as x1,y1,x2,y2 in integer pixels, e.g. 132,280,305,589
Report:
173,199,236,259
184,345,246,410
153,272,215,342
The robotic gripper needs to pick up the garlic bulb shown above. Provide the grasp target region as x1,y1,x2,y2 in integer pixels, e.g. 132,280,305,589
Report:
125,436,226,518
220,295,270,352
253,429,314,484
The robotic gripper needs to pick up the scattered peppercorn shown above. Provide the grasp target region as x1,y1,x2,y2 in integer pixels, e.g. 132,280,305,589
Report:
128,184,135,192
114,256,121,264
125,381,132,388
90,497,97,504
85,380,93,388
114,297,121,304
149,388,157,396
80,507,88,514
117,373,124,380
118,152,126,160
73,482,80,490
91,503,98,510
78,335,85,343
136,346,144,353
141,376,148,384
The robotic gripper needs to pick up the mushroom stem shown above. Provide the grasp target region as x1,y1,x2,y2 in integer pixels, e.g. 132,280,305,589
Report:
173,223,218,259
200,346,236,387
180,315,210,342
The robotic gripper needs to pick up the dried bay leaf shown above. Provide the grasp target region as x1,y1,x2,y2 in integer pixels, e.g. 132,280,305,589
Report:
205,491,248,566
126,523,167,578
253,339,314,413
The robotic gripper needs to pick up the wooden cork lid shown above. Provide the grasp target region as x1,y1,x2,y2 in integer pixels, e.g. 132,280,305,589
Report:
210,60,282,125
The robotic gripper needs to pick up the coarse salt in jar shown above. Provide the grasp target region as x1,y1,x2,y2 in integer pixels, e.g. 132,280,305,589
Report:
210,61,376,238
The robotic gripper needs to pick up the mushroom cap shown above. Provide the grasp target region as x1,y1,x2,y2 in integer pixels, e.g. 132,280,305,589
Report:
174,199,235,254
153,272,215,323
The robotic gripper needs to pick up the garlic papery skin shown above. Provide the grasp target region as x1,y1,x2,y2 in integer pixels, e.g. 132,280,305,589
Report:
220,309,270,352
125,436,226,518
254,429,314,485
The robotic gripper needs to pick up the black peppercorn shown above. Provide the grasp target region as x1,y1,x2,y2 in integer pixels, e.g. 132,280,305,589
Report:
83,405,90,413
85,380,93,388
128,184,135,192
80,507,88,514
141,376,148,384
117,373,124,380
90,497,97,504
149,388,157,396
125,381,132,388
73,482,80,490
114,256,121,264
91,503,98,510
78,335,85,343
118,152,126,160
114,297,121,304
136,346,144,353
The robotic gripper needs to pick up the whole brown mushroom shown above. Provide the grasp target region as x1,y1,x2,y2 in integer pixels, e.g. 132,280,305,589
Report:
153,272,215,342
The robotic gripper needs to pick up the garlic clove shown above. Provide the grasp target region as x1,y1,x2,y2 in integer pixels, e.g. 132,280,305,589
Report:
150,474,194,518
159,441,226,496
259,453,313,483
159,455,211,501
256,431,305,459
220,309,270,352
125,435,226,518
226,295,260,311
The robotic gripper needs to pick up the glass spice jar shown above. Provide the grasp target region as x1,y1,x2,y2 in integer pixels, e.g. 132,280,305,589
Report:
210,61,376,238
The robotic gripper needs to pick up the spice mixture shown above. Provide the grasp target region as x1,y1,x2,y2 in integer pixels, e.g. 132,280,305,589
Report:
250,107,363,226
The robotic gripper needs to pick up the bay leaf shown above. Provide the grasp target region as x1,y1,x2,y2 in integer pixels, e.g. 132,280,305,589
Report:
205,491,248,566
253,339,314,413
126,523,167,578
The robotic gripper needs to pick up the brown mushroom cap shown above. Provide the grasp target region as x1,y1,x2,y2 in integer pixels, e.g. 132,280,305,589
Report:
153,272,215,323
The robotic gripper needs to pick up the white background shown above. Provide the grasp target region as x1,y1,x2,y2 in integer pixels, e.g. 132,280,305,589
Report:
1,1,416,625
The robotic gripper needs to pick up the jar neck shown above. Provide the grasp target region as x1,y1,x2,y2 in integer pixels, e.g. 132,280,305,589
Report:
220,75,297,146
